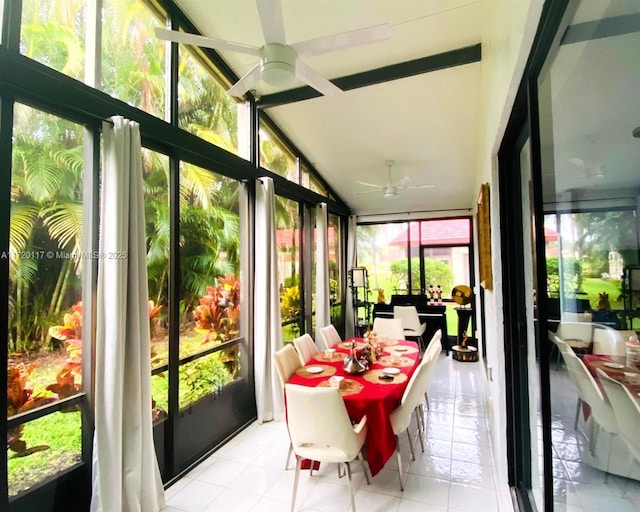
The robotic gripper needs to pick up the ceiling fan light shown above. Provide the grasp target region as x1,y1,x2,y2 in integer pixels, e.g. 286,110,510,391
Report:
383,185,398,198
260,44,296,86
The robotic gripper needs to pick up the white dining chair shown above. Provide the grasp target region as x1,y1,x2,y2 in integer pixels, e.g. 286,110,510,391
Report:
273,344,302,470
421,336,442,410
292,333,320,365
596,369,640,463
592,325,626,356
388,361,432,491
394,305,427,349
564,350,618,454
319,324,342,349
424,329,442,361
372,317,405,340
554,337,590,429
285,384,369,512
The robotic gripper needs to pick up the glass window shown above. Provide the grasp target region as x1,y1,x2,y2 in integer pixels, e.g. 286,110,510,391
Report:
178,162,241,407
310,175,327,196
142,148,169,421
540,0,640,507
101,0,167,118
20,0,86,81
259,121,298,183
356,223,409,300
8,411,82,497
277,197,301,341
8,103,85,496
328,213,342,325
178,44,241,155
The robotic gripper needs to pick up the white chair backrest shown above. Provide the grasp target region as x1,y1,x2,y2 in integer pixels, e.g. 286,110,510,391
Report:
273,344,301,388
553,335,571,355
420,341,441,390
556,321,593,344
562,311,592,323
292,333,320,365
564,350,617,433
319,324,342,349
285,383,364,460
596,369,640,456
372,317,405,340
393,305,423,332
425,330,442,359
592,325,625,356
391,362,431,433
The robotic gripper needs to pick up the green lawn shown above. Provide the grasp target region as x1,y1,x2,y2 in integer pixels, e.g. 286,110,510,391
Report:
580,277,623,310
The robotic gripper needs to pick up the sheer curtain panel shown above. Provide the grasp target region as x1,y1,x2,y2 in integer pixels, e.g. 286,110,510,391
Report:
315,203,330,349
254,177,284,423
344,215,358,339
91,117,165,512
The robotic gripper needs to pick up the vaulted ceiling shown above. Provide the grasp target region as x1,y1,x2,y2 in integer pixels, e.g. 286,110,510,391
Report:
174,0,484,216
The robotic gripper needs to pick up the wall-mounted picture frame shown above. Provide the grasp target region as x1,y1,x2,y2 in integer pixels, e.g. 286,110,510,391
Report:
477,183,493,290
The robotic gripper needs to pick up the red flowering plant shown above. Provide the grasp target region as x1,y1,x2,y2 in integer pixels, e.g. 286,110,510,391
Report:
193,274,240,344
7,364,57,456
47,300,166,419
47,301,83,399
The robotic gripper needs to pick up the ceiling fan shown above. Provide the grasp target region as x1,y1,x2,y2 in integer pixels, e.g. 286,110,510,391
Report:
155,0,391,98
355,160,434,198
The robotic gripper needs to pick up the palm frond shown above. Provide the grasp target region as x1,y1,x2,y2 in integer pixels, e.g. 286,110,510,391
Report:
40,202,83,250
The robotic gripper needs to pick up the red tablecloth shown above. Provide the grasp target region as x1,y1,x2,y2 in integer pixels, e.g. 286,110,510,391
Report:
287,338,420,476
582,354,640,415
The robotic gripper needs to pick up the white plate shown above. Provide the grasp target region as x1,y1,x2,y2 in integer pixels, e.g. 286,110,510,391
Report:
306,366,323,374
603,362,624,369
383,367,401,375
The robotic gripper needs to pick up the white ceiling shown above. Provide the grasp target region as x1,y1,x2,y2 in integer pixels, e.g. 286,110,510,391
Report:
174,0,484,216
172,0,640,216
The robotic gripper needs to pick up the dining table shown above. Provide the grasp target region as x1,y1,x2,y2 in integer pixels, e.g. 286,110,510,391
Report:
286,337,421,476
583,353,640,404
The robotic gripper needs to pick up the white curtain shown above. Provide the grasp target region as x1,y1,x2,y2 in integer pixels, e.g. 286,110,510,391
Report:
91,117,165,512
314,203,330,350
254,177,284,423
344,215,358,339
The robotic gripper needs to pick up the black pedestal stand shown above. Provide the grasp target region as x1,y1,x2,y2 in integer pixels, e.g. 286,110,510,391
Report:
452,307,478,362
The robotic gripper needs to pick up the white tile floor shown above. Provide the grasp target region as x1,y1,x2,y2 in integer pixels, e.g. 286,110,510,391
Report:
550,366,640,512
165,354,513,512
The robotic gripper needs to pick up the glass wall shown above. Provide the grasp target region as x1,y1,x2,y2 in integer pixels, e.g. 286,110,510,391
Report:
328,213,342,327
178,163,241,408
20,0,86,81
540,0,640,506
7,104,86,498
259,121,298,183
357,218,472,336
1,0,348,507
277,196,301,341
102,0,167,117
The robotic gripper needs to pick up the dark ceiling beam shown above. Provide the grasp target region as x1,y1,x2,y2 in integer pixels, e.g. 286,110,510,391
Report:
561,13,640,45
257,43,481,109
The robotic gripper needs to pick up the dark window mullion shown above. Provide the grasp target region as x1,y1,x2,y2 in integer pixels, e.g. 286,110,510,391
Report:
0,93,15,511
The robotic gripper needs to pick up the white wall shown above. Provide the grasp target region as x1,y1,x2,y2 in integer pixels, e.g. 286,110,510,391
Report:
476,0,545,507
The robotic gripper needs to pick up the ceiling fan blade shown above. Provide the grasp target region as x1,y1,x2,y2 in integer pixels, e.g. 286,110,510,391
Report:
355,181,383,188
295,59,342,96
292,23,392,57
405,184,435,189
256,0,286,44
154,28,259,56
355,189,382,195
226,63,263,97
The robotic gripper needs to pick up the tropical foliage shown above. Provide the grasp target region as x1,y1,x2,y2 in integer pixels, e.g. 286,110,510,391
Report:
7,0,245,493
